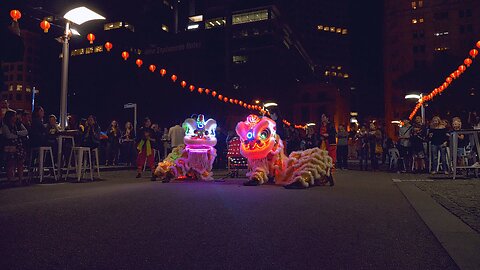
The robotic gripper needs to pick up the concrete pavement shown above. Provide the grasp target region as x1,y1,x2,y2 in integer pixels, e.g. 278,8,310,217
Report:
0,170,458,269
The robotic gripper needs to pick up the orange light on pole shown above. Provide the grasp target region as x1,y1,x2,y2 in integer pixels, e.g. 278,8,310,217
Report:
121,51,129,61
189,85,195,92
149,64,156,72
470,49,478,58
135,59,143,67
160,69,166,77
104,42,112,52
464,58,473,67
40,20,51,33
180,81,187,88
87,33,95,44
171,74,177,82
10,10,21,22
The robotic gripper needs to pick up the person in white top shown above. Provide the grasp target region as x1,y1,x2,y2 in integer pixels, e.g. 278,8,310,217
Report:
168,124,185,148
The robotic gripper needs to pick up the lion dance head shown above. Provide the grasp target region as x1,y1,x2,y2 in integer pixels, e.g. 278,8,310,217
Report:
235,114,277,160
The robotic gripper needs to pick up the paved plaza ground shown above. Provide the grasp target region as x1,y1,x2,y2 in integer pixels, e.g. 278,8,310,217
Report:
0,169,476,269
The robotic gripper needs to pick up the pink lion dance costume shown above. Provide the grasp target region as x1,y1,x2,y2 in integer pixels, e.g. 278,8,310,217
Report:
155,114,217,182
236,115,334,189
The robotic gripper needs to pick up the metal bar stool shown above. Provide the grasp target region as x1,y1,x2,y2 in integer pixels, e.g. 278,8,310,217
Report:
29,147,57,183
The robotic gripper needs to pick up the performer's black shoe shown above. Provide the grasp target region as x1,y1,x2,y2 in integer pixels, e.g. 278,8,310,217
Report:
284,181,307,189
135,173,141,178
243,179,260,186
327,174,335,187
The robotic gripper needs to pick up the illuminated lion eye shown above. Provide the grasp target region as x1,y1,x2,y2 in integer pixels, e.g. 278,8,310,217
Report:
247,131,254,139
260,129,270,140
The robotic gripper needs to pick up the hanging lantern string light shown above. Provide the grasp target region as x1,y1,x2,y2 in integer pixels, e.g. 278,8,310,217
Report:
408,40,480,120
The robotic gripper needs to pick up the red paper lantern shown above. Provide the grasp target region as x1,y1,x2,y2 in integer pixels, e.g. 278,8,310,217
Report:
87,33,95,44
229,99,234,103
160,69,166,77
477,41,480,49
198,88,204,94
247,105,252,109
180,81,187,88
189,85,195,92
121,51,129,61
234,99,238,104
10,10,21,22
454,70,461,77
443,82,449,88
218,94,223,100
458,65,466,72
446,77,452,83
224,97,228,102
135,59,143,67
239,101,243,106
104,42,112,52
470,49,478,58
171,75,177,82
464,58,473,67
205,89,210,95
40,20,51,33
149,64,156,72
450,72,456,79
211,91,217,97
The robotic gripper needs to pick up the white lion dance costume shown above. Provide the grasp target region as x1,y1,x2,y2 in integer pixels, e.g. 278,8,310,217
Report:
236,115,334,189
155,114,217,182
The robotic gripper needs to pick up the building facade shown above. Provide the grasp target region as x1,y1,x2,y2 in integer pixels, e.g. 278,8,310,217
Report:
384,0,480,137
1,30,42,111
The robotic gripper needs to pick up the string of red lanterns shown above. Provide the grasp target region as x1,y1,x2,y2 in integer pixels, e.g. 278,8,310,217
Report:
408,40,480,120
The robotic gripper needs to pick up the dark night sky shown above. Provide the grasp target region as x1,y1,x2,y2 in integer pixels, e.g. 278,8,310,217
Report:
2,0,385,125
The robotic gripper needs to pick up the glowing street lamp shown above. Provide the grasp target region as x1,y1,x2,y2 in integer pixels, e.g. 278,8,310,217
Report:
306,122,316,127
263,102,278,108
405,93,425,124
59,7,105,129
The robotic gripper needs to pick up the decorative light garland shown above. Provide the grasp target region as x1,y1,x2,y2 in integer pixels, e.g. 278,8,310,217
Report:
408,41,480,120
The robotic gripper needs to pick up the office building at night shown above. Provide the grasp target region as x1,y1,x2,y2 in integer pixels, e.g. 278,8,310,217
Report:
384,0,480,137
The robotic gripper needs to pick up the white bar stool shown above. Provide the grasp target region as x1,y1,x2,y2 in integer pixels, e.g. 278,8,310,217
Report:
29,147,57,183
65,147,93,181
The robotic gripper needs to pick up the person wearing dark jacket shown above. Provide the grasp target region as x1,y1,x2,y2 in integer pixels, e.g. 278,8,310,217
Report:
81,115,101,149
106,120,121,166
136,117,156,180
29,106,48,148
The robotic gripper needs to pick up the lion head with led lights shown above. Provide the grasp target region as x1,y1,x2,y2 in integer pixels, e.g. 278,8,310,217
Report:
235,114,277,160
183,114,217,148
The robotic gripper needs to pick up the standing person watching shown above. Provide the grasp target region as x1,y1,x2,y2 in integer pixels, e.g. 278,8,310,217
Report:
30,106,48,148
398,118,413,172
336,124,349,170
136,117,156,180
429,116,449,175
106,120,121,166
2,110,28,183
320,114,337,163
121,121,136,166
368,122,382,171
355,125,369,171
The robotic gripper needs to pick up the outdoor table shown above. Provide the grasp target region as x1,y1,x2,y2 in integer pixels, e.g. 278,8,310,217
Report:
449,129,480,179
56,130,80,178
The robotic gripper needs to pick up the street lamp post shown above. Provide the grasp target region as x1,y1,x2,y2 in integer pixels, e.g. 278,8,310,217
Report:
405,93,425,124
59,7,105,129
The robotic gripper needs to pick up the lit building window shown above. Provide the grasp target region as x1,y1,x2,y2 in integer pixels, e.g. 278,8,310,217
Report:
434,47,449,51
336,28,341,33
344,73,350,79
419,1,423,8
8,84,13,91
412,19,418,24
205,17,226,29
161,24,169,32
232,9,269,25
232,55,248,64
71,48,84,56
325,71,330,76
342,29,348,35
26,87,31,92
189,15,203,22
317,25,324,30
94,46,103,53
104,21,122,31
16,84,23,91
318,24,348,35
85,47,94,54
324,26,330,31
124,22,135,32
411,18,424,24
330,27,336,32
411,1,417,9
419,18,424,23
